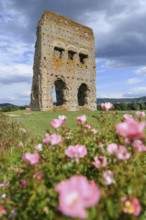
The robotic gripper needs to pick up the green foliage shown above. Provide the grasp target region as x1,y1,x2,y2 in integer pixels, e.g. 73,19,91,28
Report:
0,105,19,112
97,96,146,104
0,111,146,219
0,113,36,181
97,102,146,111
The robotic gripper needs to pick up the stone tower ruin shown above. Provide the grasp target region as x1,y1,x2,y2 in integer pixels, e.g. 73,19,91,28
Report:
31,10,96,111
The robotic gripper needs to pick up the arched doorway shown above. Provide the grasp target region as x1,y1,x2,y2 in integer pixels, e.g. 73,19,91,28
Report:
78,83,89,106
53,79,67,106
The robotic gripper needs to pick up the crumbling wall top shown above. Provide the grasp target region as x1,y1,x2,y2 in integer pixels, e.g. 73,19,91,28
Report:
38,10,93,35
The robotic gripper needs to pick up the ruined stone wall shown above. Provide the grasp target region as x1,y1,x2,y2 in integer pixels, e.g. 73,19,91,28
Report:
31,10,96,111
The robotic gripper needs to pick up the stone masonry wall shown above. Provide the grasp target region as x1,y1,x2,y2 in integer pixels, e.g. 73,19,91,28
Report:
31,10,96,111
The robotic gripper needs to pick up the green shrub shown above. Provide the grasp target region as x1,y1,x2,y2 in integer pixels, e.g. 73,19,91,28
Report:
0,111,146,219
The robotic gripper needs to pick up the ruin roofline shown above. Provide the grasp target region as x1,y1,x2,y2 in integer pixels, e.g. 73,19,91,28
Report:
38,10,93,34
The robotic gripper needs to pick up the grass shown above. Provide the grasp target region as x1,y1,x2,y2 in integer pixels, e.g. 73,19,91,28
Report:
5,109,127,139
0,113,37,181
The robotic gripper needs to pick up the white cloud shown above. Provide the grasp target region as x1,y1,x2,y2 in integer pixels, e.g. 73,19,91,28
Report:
0,64,32,77
135,66,146,76
97,93,124,99
0,33,33,102
97,86,146,99
86,11,113,34
0,82,31,105
123,86,146,97
0,37,34,65
131,86,146,93
127,77,142,84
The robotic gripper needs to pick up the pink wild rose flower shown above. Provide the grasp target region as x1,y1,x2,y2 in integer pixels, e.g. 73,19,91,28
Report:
124,138,131,144
98,142,104,147
43,133,51,144
101,102,113,111
19,179,27,188
50,134,62,146
132,139,146,152
22,152,41,166
121,196,141,216
33,171,44,180
43,134,62,146
0,204,6,216
123,114,134,121
1,194,6,200
65,145,87,159
107,143,118,155
135,111,145,118
97,142,104,152
92,156,108,168
102,170,114,185
115,119,146,139
116,145,131,160
107,143,131,160
58,115,67,121
91,128,98,135
35,144,43,151
50,118,63,129
56,175,100,219
0,180,9,189
85,124,92,130
77,115,87,123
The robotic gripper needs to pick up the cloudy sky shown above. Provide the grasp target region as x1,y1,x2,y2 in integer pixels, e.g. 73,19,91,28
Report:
0,0,146,105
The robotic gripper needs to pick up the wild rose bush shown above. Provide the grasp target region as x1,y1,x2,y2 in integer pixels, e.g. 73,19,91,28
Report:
0,110,146,219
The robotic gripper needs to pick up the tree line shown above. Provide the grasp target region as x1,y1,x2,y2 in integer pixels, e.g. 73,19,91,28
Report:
97,102,146,111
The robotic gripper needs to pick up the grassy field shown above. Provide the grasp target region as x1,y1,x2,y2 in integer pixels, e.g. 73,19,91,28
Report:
4,110,127,139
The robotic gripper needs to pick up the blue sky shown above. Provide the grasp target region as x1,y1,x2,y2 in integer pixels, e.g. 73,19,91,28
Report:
0,0,146,105
96,60,146,98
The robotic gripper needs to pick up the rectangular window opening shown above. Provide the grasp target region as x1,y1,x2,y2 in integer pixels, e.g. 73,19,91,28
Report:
68,50,77,60
54,47,65,58
79,53,88,64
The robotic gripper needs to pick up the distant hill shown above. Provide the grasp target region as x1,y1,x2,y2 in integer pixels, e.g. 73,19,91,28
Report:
0,96,146,108
97,96,146,104
0,103,16,107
